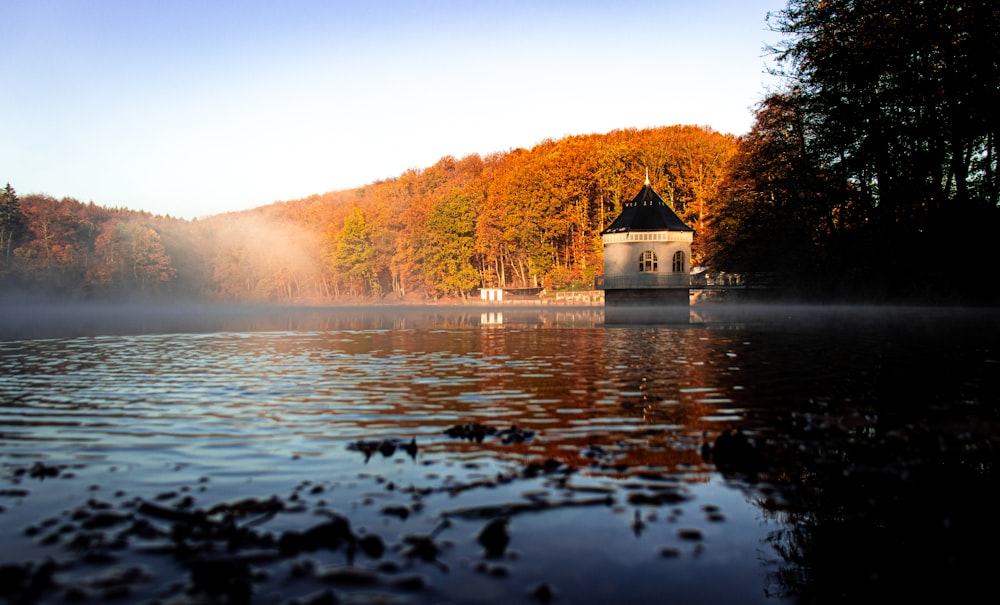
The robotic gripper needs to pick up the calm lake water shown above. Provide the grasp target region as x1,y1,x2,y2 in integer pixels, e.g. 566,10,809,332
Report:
1,303,998,604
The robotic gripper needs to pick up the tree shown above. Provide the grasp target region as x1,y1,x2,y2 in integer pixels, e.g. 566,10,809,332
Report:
421,190,480,298
667,127,738,265
90,220,177,294
709,0,1000,301
0,183,26,273
706,91,847,280
780,2,987,203
329,208,381,297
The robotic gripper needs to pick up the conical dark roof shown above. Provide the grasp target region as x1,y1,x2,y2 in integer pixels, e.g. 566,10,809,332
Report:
601,183,693,234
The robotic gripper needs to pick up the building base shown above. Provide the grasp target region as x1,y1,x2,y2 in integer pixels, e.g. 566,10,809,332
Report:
604,288,689,306
603,289,691,325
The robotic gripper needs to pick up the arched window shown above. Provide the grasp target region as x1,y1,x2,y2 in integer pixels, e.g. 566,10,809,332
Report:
672,251,685,273
638,250,658,272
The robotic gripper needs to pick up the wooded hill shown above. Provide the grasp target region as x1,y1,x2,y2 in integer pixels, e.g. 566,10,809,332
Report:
1,126,737,303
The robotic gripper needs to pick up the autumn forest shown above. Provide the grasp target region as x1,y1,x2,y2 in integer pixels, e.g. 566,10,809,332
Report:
4,1,999,305
0,126,735,303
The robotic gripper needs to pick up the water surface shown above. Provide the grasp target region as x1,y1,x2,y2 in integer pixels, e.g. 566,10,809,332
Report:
1,303,997,604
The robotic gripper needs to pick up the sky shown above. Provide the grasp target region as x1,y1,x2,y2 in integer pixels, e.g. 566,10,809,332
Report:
2,0,786,219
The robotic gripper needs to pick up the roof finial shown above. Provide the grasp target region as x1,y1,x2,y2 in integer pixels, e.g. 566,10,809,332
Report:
645,167,650,186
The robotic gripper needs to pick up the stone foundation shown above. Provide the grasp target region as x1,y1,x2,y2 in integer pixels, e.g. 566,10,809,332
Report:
604,289,690,306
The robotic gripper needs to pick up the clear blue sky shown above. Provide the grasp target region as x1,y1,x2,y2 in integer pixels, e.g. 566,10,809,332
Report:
2,0,785,219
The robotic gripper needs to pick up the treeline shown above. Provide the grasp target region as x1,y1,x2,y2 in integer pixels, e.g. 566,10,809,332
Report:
1,126,736,302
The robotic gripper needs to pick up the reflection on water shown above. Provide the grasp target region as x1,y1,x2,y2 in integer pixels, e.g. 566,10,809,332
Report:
1,303,999,604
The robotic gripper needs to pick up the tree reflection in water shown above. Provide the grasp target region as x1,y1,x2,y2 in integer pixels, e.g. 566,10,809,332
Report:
682,306,1000,602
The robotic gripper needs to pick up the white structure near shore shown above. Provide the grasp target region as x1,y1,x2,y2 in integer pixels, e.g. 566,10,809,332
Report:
480,288,504,302
599,176,694,306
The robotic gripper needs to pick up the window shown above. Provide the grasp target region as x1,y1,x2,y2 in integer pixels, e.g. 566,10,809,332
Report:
672,251,685,273
638,250,658,272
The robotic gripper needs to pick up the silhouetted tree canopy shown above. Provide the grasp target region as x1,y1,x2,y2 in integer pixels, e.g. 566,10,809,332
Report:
707,0,1000,302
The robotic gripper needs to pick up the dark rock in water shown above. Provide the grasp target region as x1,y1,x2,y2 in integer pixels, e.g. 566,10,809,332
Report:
288,559,317,579
81,510,131,530
28,462,61,480
208,496,284,519
280,515,354,555
445,423,535,444
498,425,535,444
659,546,681,558
402,534,440,563
706,429,764,474
392,573,428,590
319,566,378,586
402,438,418,459
530,582,556,603
0,559,57,603
626,488,690,506
401,521,451,571
489,564,510,578
377,440,396,457
189,557,252,604
444,423,496,442
347,438,419,461
357,534,385,559
477,517,510,558
522,458,562,478
136,500,206,525
677,528,703,541
380,505,410,520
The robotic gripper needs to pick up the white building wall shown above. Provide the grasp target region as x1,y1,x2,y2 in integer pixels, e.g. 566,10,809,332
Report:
603,232,692,287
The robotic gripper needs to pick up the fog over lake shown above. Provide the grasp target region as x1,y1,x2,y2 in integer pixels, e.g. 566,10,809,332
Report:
2,303,998,604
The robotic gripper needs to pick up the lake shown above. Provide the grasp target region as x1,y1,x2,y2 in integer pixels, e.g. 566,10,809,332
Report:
1,302,998,604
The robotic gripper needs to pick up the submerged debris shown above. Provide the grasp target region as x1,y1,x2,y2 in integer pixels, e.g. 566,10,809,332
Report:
190,557,253,604
444,423,497,442
703,429,764,474
497,425,536,444
0,424,743,604
477,517,510,558
626,488,691,506
443,423,536,444
400,520,452,572
347,438,419,462
24,462,62,480
530,582,556,603
278,515,354,556
0,560,57,604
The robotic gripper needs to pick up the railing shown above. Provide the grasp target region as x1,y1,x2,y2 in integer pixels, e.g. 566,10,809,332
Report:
690,272,776,288
595,272,776,290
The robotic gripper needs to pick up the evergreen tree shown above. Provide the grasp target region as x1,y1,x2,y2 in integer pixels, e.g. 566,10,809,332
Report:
0,183,26,273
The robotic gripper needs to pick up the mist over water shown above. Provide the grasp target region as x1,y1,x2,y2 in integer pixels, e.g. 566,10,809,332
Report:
1,303,998,604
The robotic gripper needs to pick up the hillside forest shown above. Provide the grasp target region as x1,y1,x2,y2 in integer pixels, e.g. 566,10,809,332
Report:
1,126,735,303
3,0,998,305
